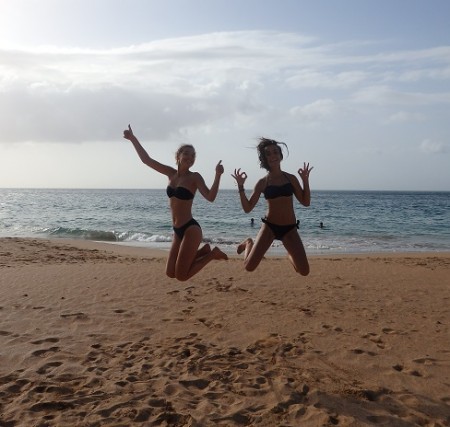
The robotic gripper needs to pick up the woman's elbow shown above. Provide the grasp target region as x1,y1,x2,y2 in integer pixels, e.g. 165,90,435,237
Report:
300,197,311,207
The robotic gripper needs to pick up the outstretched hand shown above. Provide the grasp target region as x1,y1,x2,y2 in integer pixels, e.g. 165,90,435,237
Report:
216,160,224,175
123,124,134,140
298,162,313,181
231,168,248,186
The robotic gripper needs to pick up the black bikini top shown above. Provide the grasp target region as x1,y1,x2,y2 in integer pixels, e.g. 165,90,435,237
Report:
263,174,294,199
166,186,195,200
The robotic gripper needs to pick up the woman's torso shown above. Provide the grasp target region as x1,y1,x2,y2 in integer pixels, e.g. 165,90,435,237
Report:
262,172,297,224
166,172,197,227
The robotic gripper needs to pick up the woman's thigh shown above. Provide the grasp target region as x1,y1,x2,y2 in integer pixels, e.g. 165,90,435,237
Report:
282,230,309,274
245,226,274,271
175,225,203,274
166,235,181,277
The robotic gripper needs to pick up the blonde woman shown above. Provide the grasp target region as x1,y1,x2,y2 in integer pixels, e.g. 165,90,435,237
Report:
124,125,227,281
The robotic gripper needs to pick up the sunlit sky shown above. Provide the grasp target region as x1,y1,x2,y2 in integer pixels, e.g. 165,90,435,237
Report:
0,0,449,190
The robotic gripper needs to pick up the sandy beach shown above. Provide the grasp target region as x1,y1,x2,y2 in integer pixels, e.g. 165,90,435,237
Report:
0,237,449,426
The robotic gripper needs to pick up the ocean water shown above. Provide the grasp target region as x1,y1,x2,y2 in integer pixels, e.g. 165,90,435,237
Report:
0,188,449,254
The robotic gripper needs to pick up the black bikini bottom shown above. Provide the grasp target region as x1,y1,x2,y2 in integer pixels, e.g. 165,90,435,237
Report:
173,218,200,240
262,218,299,240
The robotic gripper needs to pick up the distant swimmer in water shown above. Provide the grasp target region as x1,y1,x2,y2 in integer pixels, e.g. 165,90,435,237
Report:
123,125,228,281
232,137,313,275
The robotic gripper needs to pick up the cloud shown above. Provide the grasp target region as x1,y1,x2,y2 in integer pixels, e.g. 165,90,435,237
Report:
384,111,425,124
419,139,448,154
0,31,449,144
286,70,368,89
351,85,450,106
289,99,337,123
397,66,450,83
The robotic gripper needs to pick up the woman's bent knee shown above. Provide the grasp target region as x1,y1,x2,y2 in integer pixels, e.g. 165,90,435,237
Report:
298,265,310,276
244,259,259,272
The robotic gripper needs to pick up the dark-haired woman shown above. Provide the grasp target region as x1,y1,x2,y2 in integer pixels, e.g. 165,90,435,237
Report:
124,125,227,281
232,138,312,275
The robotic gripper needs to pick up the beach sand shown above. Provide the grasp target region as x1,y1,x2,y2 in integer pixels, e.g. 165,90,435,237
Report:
0,237,449,426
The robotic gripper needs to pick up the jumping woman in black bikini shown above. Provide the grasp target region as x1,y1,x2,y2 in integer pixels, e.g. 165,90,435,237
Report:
232,138,313,275
123,125,228,281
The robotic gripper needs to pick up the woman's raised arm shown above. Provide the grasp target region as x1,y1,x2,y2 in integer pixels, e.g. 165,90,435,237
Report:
123,125,175,177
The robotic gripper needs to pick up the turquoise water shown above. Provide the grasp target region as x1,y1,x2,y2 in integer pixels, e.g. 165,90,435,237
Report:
0,188,449,254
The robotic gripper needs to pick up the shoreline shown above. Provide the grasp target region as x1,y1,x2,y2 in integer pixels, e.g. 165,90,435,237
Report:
1,237,449,426
55,237,450,258
53,236,450,259
2,235,449,258
95,238,450,257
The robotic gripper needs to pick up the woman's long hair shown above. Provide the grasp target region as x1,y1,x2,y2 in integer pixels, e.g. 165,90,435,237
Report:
257,138,289,171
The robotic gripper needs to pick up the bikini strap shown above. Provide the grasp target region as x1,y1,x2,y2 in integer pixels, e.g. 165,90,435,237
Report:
283,172,292,184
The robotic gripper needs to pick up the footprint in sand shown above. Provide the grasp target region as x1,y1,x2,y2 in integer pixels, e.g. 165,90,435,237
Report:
60,312,87,319
350,348,378,356
381,327,406,335
196,317,223,329
407,369,423,377
181,306,194,315
393,364,404,372
413,357,437,366
364,387,391,401
179,378,210,390
5,378,30,394
362,332,386,349
392,363,423,377
37,361,63,374
31,337,59,345
215,283,232,292
31,346,60,357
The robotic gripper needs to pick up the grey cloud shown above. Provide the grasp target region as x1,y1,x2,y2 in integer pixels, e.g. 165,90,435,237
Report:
351,85,450,106
289,99,337,123
419,139,448,154
0,84,263,144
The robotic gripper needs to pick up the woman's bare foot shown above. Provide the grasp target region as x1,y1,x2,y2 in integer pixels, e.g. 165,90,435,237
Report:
211,246,228,260
237,238,253,255
196,243,211,259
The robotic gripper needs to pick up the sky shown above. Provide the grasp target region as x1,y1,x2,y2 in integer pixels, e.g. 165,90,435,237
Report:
0,0,449,191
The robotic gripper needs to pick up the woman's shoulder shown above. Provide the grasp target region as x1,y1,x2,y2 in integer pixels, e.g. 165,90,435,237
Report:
190,171,206,186
255,176,267,190
283,171,299,183
191,171,203,180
